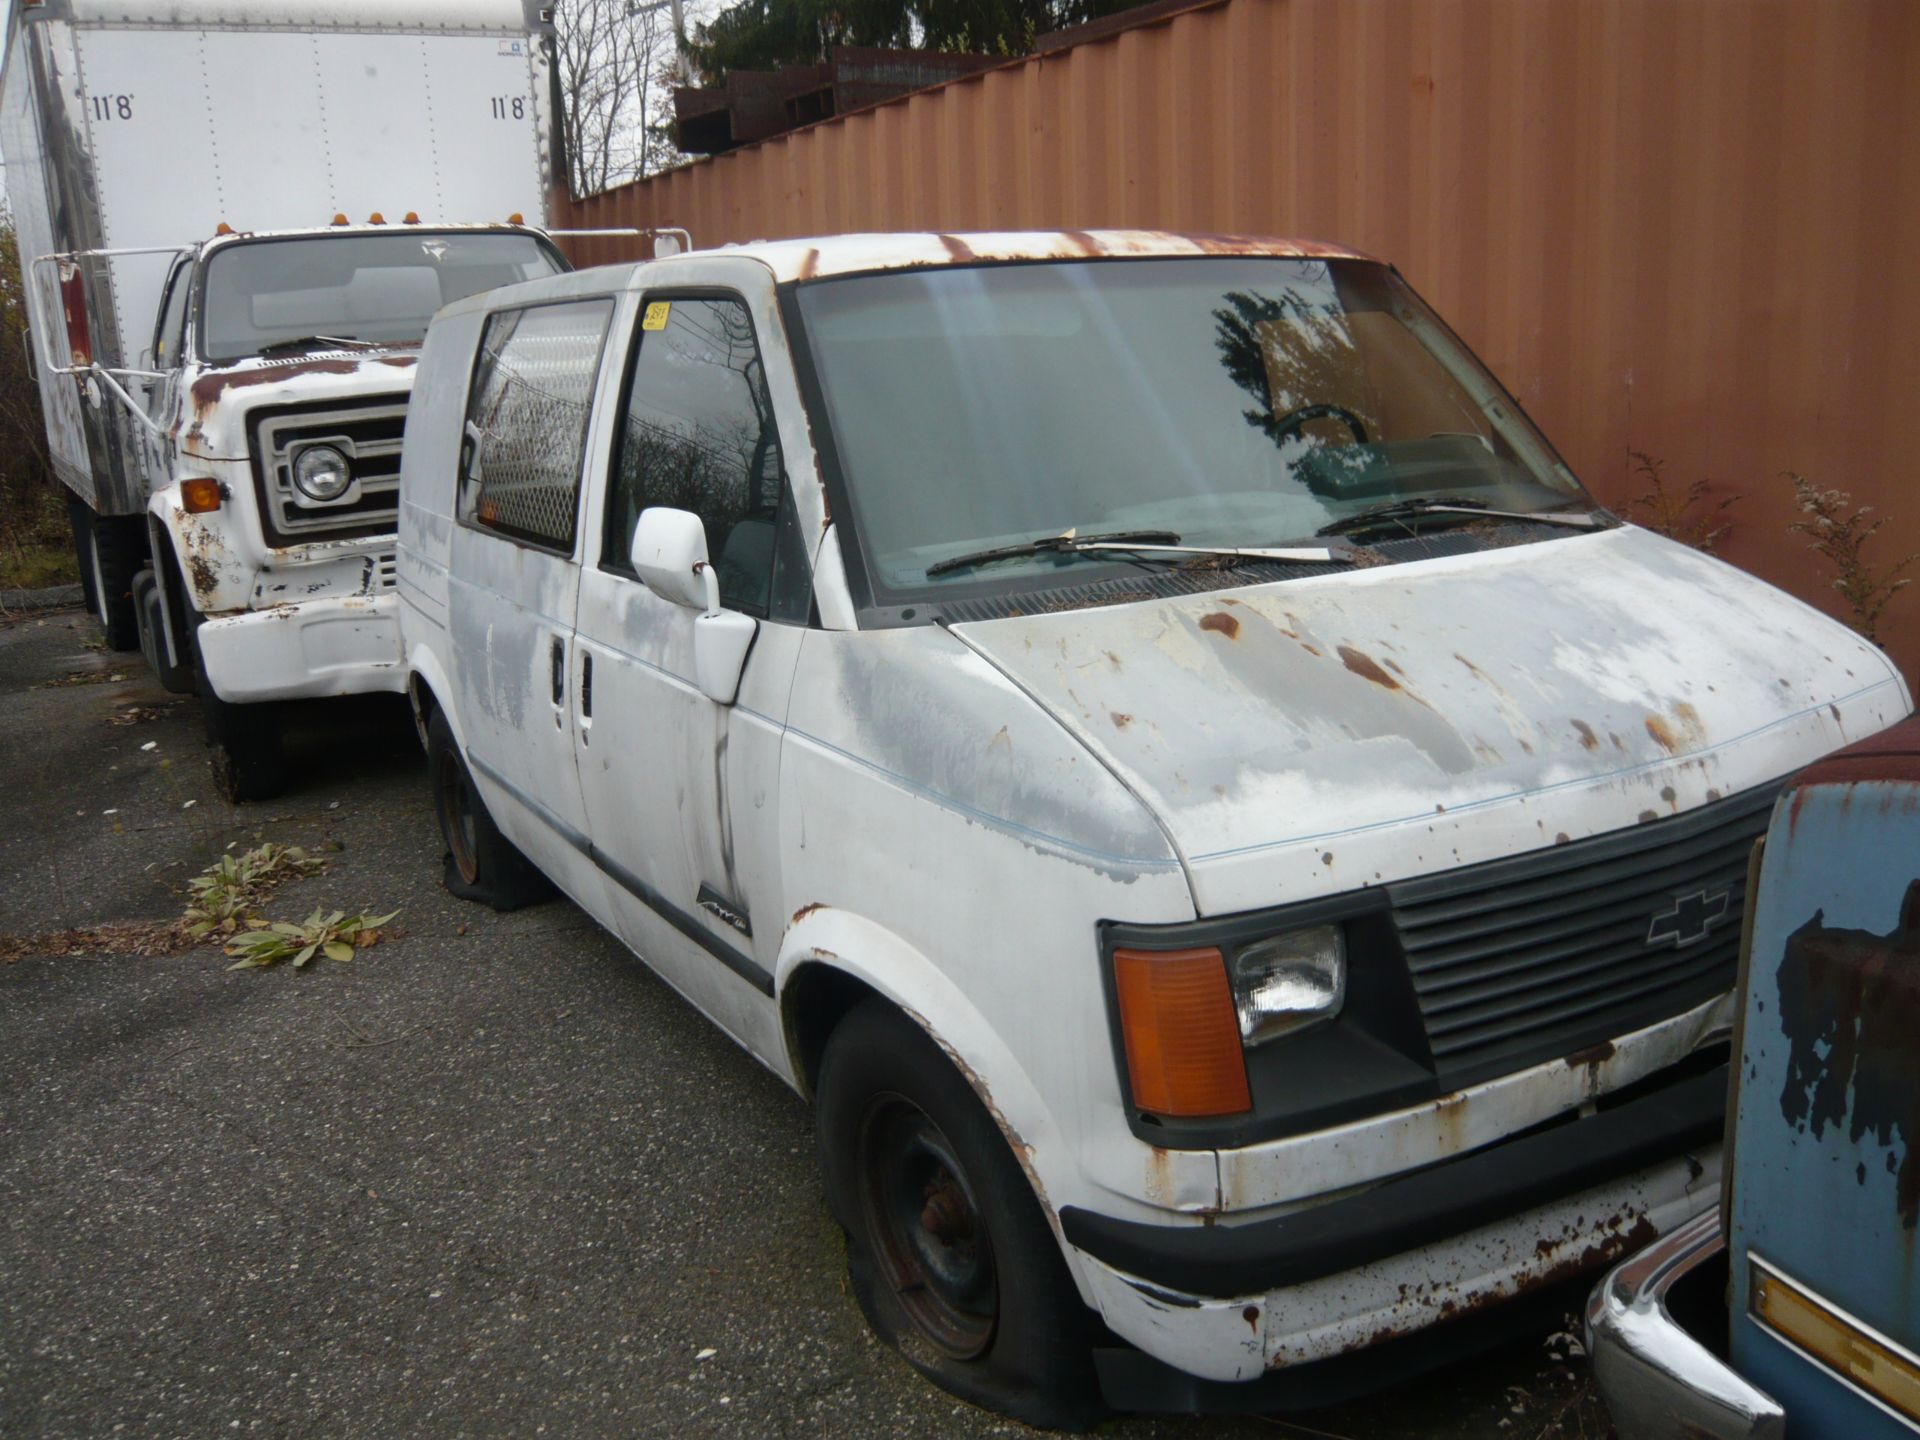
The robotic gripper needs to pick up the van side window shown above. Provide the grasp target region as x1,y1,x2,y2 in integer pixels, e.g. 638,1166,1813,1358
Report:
604,296,784,617
459,297,615,553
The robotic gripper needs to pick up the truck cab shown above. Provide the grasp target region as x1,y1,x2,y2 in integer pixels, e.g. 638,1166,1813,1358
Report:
113,220,567,797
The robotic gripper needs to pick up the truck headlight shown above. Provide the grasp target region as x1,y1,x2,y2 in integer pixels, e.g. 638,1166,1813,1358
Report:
293,445,352,502
1228,926,1345,1046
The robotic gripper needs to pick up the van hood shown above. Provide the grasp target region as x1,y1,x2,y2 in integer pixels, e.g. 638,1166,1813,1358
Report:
948,526,1909,916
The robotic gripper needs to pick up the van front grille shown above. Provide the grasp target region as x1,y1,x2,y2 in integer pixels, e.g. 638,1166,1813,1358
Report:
1386,784,1777,1088
250,397,409,547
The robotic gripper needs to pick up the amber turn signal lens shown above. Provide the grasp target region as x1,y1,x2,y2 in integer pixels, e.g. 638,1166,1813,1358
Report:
180,477,221,514
1113,946,1252,1117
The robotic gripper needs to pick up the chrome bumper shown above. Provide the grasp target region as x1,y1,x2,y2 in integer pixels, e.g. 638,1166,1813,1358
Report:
1586,1207,1784,1440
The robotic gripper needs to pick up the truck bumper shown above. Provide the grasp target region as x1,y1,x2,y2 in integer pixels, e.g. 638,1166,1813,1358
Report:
1586,1208,1784,1439
196,594,405,703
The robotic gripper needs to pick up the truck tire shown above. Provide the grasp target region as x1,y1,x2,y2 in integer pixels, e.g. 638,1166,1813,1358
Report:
815,999,1102,1431
203,693,289,804
426,708,553,910
68,497,143,652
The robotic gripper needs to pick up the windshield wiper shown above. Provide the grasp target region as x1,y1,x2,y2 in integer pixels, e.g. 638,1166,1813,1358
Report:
1316,495,1606,538
925,529,1342,578
256,334,377,356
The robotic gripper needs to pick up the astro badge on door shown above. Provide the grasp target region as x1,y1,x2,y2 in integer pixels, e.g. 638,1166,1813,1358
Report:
642,301,672,331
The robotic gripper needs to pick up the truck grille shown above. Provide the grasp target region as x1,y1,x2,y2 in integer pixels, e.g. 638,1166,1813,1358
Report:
1387,784,1776,1088
250,398,408,547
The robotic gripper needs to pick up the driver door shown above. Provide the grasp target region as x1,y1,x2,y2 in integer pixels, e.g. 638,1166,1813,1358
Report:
571,273,812,1055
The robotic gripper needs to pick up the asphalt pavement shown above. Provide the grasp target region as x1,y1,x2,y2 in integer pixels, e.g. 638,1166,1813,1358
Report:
0,607,1611,1439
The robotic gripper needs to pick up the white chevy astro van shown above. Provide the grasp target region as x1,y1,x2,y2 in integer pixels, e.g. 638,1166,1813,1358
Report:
396,232,1909,1423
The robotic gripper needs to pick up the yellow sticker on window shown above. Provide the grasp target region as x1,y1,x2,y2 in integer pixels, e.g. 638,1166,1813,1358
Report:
642,301,672,332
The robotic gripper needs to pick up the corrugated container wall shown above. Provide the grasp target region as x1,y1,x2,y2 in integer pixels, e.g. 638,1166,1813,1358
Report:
557,0,1920,686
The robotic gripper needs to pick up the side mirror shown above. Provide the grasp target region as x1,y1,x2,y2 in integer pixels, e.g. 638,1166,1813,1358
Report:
631,506,713,611
630,507,758,706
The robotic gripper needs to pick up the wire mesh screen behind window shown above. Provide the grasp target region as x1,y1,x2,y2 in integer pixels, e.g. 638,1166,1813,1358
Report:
462,298,615,551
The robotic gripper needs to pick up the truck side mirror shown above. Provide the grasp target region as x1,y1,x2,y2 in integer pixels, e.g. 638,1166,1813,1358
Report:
630,507,757,706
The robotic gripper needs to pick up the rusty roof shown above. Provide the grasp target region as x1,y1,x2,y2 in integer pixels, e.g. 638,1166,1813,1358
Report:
698,230,1378,283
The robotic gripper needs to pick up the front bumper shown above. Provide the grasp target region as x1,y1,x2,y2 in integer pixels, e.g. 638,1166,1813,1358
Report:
1074,1143,1720,1393
196,593,405,703
1586,1208,1784,1440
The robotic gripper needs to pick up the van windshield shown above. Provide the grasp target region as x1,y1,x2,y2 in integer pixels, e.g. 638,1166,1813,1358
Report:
198,231,564,363
791,257,1592,598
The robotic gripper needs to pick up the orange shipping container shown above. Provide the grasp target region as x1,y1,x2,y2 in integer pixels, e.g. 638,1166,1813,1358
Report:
558,0,1920,684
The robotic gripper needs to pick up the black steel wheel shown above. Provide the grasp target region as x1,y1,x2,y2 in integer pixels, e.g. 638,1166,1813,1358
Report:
816,998,1101,1428
857,1095,999,1359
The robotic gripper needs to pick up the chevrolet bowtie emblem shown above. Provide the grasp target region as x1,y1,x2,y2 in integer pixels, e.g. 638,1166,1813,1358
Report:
1648,889,1733,949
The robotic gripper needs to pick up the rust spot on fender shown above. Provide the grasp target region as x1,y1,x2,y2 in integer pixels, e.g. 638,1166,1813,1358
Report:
187,553,218,601
1242,1304,1260,1332
1199,611,1240,640
1645,714,1680,753
1776,882,1920,1227
1111,711,1133,729
1571,719,1599,751
791,902,827,924
1339,645,1399,689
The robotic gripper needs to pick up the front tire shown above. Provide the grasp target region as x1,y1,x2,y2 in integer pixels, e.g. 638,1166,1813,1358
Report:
426,708,552,911
815,999,1101,1429
203,693,288,803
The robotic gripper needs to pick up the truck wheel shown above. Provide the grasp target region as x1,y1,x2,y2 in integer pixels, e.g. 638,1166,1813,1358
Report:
426,709,552,911
815,999,1101,1430
203,694,289,803
69,498,143,652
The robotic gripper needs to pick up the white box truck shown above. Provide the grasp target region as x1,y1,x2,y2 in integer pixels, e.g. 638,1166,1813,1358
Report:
0,0,574,798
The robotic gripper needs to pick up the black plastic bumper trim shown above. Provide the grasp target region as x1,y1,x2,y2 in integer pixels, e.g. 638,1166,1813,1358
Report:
1061,1064,1726,1298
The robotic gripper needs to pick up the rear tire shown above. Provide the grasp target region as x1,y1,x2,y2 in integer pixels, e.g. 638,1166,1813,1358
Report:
69,497,143,652
815,999,1102,1430
426,708,552,911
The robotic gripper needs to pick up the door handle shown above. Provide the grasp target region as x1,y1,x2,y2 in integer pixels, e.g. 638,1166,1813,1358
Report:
581,652,593,718
550,637,564,705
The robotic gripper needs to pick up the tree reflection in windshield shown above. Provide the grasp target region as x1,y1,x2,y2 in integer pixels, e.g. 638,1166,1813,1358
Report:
1211,282,1385,501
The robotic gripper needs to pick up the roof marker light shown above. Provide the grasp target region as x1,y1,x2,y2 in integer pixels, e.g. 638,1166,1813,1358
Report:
331,213,350,227
368,212,385,225
403,212,421,224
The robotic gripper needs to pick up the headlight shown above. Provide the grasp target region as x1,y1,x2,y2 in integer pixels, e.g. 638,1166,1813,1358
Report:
1228,925,1345,1046
292,445,352,502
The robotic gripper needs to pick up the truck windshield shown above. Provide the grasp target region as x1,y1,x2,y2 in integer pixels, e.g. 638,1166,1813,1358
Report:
198,231,563,363
791,257,1593,598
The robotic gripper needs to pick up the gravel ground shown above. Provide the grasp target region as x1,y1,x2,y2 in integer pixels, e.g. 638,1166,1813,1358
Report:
0,608,1613,1439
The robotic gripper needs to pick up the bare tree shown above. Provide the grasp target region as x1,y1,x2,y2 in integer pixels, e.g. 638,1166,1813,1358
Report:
554,0,681,198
